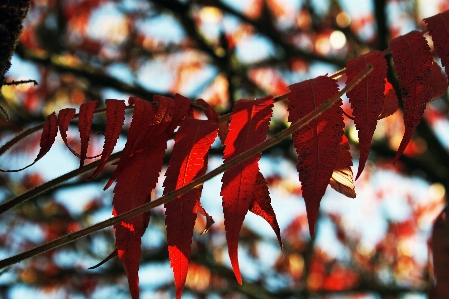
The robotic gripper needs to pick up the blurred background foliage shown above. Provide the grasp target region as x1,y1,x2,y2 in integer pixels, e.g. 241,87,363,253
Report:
1,0,449,298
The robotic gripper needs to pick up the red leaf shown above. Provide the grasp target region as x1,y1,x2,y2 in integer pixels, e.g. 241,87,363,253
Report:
346,50,387,179
112,95,190,299
430,206,449,298
36,112,58,161
378,79,398,119
88,99,126,180
249,171,282,248
329,135,356,198
78,100,99,168
163,117,218,299
0,112,58,172
104,97,156,190
220,96,274,284
389,30,433,163
430,62,448,101
287,76,344,238
424,10,449,80
57,108,78,156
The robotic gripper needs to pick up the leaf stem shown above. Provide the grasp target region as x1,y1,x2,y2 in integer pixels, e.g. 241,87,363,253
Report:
0,65,372,270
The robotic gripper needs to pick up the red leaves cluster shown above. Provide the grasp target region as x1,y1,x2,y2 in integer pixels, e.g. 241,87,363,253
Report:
1,8,449,299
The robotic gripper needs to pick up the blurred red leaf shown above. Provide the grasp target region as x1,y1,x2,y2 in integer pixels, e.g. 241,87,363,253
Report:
430,206,449,299
389,30,433,163
346,50,387,179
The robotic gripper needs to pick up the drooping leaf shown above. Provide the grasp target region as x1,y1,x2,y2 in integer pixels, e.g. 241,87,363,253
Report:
424,10,449,80
430,62,448,101
249,171,282,248
88,99,126,180
78,100,98,168
220,95,274,284
163,117,218,299
57,108,78,156
1,112,58,172
329,135,356,198
389,30,433,163
378,79,399,119
112,95,190,299
287,76,344,238
346,50,387,179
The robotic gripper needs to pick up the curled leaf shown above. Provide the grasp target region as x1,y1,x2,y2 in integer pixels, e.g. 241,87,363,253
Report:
0,112,58,172
329,135,356,198
58,108,78,156
196,201,215,235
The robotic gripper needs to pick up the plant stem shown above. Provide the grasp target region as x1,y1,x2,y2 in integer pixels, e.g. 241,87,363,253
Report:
0,65,372,270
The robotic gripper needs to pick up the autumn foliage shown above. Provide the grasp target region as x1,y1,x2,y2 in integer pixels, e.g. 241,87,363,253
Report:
1,2,449,299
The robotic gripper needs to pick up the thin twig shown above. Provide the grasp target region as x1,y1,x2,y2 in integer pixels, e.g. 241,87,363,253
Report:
0,105,9,121
0,64,372,270
4,79,38,86
0,152,122,215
